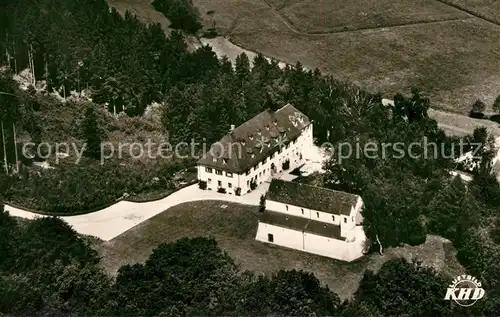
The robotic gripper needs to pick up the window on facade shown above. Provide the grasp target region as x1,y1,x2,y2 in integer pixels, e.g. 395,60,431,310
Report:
268,234,274,242
263,158,267,164
246,170,251,175
352,216,354,222
228,183,232,188
316,212,319,218
344,217,347,223
205,167,213,173
215,170,222,175
208,178,212,184
254,164,258,170
301,208,304,215
226,172,233,177
218,180,222,186
286,205,289,211
332,215,335,221
247,180,250,186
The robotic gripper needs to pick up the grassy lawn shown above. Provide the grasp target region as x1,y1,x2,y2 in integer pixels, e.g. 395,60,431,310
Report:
96,200,464,300
280,0,468,33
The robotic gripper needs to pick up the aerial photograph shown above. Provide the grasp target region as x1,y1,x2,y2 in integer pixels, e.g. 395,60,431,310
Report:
0,0,499,315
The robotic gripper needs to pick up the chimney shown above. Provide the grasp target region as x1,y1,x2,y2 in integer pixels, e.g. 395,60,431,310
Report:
230,124,235,132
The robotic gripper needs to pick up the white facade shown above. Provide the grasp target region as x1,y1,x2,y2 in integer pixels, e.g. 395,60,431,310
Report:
197,124,313,195
255,222,366,262
265,196,363,238
256,195,366,262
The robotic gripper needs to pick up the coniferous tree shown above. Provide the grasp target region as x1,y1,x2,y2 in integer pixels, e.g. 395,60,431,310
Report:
82,106,102,159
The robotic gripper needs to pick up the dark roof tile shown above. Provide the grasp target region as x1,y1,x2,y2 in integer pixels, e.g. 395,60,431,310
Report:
260,210,345,240
267,179,359,216
197,104,310,173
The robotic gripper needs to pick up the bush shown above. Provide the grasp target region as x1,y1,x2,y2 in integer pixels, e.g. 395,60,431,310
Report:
152,0,202,34
198,180,207,190
489,114,500,123
282,160,290,170
259,195,266,212
469,110,485,119
235,187,241,196
203,28,218,38
250,181,257,190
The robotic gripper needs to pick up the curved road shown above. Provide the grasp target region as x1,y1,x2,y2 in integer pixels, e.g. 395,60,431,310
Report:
5,183,270,241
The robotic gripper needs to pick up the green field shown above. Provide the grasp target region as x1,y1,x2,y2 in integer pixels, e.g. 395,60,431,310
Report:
189,0,500,114
96,200,463,300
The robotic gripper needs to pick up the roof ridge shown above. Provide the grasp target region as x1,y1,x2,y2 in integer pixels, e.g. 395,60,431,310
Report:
271,178,359,198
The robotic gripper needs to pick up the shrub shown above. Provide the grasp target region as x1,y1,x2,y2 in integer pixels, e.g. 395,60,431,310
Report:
235,187,241,196
250,181,257,190
152,0,202,34
217,187,226,194
282,160,290,170
259,195,266,212
198,180,207,190
469,111,485,119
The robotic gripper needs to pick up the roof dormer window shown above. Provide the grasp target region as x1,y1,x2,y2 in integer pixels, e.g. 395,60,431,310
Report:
257,129,262,135
265,125,269,130
248,133,254,140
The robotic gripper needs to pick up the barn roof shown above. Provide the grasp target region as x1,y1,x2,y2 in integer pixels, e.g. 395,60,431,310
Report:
260,210,345,240
197,104,310,173
267,179,359,216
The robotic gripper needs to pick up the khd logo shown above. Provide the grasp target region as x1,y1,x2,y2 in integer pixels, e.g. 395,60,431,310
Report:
444,275,485,307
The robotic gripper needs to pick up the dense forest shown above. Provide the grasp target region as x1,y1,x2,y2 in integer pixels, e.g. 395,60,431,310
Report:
0,0,499,315
0,206,480,316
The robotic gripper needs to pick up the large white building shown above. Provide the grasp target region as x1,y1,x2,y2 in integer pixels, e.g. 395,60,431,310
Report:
256,179,367,262
197,104,313,195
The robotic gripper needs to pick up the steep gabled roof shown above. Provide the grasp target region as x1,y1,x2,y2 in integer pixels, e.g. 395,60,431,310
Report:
260,210,345,240
267,179,359,216
197,104,310,173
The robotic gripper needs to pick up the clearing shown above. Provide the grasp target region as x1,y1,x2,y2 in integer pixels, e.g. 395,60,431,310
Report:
96,200,464,300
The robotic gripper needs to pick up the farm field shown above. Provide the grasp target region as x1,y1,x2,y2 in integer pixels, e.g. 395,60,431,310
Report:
439,0,500,23
191,0,500,114
96,200,463,300
280,0,469,33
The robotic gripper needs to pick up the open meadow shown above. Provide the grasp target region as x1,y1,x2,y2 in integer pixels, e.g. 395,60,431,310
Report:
191,0,500,114
440,0,500,23
96,200,464,300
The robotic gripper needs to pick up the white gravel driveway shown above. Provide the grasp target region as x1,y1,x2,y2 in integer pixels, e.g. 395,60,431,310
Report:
5,183,270,241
